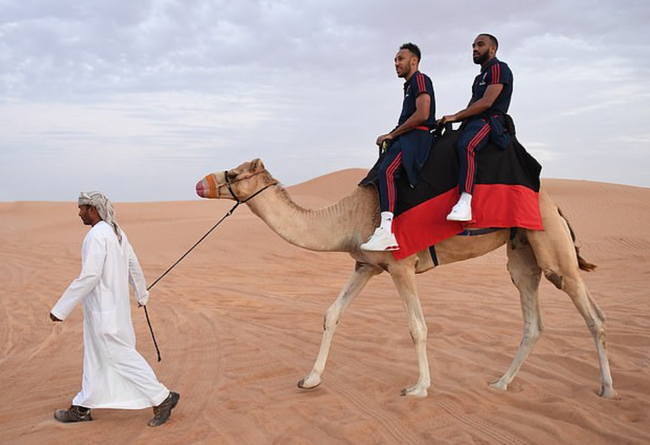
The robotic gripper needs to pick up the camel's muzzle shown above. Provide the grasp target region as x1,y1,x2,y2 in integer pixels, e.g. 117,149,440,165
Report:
195,179,206,198
196,175,218,199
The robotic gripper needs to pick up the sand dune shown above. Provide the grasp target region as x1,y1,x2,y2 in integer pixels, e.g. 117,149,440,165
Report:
0,171,649,445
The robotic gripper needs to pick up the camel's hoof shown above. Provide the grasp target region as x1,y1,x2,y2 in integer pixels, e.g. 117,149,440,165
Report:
489,379,508,391
400,386,428,398
297,378,321,390
598,385,617,399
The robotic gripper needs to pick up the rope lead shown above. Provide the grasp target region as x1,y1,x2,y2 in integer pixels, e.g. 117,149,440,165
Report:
142,200,240,361
141,177,276,361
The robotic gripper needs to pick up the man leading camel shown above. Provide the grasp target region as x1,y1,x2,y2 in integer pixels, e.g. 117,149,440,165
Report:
361,42,436,251
439,33,513,221
50,191,179,427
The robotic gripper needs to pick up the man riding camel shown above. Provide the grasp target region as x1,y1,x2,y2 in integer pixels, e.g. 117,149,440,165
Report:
361,42,436,251
439,33,514,222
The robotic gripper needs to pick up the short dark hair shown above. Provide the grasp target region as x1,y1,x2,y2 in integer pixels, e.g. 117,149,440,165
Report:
478,33,499,50
400,42,421,62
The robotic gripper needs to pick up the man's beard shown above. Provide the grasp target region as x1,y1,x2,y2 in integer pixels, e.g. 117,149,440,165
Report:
473,51,490,65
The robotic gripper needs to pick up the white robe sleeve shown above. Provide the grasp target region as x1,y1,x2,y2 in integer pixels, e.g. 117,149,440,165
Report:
128,243,149,306
51,234,106,321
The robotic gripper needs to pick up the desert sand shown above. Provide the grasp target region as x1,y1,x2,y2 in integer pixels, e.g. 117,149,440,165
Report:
1,169,649,445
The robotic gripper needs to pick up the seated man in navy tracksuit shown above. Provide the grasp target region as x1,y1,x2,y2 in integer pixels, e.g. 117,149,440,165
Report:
438,33,514,222
361,42,436,251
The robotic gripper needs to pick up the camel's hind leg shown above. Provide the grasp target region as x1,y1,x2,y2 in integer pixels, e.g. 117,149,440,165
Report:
527,196,615,397
490,231,544,391
558,271,614,397
298,262,381,390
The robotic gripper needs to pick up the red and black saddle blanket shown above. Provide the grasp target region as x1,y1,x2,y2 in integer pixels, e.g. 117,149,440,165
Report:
360,129,544,260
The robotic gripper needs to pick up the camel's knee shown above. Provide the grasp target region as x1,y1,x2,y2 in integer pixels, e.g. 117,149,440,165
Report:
409,321,428,345
323,307,341,331
585,316,606,340
524,322,544,342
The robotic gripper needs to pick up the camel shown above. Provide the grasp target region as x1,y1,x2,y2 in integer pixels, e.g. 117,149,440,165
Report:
195,158,615,398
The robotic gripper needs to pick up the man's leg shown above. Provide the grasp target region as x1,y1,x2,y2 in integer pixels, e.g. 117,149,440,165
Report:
362,145,401,251
379,149,402,216
448,119,491,221
109,347,180,427
101,344,179,427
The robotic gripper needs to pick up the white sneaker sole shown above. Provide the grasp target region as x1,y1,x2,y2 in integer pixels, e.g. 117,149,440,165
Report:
360,244,400,252
446,214,472,222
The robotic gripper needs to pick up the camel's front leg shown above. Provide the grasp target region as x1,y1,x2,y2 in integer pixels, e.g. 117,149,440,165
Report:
390,264,430,397
298,263,380,390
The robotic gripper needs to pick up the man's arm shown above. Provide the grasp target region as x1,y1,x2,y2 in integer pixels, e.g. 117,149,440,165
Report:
50,236,105,321
376,93,431,146
127,243,149,306
438,83,503,125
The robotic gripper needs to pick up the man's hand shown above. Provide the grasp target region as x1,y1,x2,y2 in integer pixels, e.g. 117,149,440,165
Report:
376,133,393,147
438,83,503,127
50,312,62,322
437,114,458,127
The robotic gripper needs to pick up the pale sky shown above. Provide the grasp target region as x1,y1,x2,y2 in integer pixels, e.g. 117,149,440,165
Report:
1,0,649,202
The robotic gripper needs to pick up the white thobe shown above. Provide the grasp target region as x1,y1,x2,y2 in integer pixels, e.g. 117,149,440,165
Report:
51,221,169,409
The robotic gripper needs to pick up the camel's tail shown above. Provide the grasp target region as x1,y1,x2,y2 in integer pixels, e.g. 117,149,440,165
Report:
558,207,597,272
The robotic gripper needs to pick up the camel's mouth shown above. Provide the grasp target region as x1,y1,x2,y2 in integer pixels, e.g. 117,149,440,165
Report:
195,179,208,198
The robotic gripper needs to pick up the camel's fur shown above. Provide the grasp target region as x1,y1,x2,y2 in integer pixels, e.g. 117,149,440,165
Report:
196,159,615,398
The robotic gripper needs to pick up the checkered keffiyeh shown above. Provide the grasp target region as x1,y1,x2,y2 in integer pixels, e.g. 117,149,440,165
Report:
78,191,122,243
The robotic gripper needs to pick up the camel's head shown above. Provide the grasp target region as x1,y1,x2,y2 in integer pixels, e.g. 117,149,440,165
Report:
196,158,276,202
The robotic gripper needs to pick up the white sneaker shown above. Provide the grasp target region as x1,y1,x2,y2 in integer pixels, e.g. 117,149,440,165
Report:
360,228,399,251
446,200,472,221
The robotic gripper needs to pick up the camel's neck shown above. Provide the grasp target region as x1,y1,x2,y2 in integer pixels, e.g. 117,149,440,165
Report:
245,184,377,253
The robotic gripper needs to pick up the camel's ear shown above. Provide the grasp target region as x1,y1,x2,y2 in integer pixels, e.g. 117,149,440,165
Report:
250,158,265,172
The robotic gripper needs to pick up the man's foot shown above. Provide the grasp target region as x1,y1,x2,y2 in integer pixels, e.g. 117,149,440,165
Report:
447,200,472,221
360,228,399,251
148,391,180,427
54,405,92,423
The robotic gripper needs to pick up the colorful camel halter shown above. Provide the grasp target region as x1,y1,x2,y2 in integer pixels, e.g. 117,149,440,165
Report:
203,168,276,203
223,169,277,204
